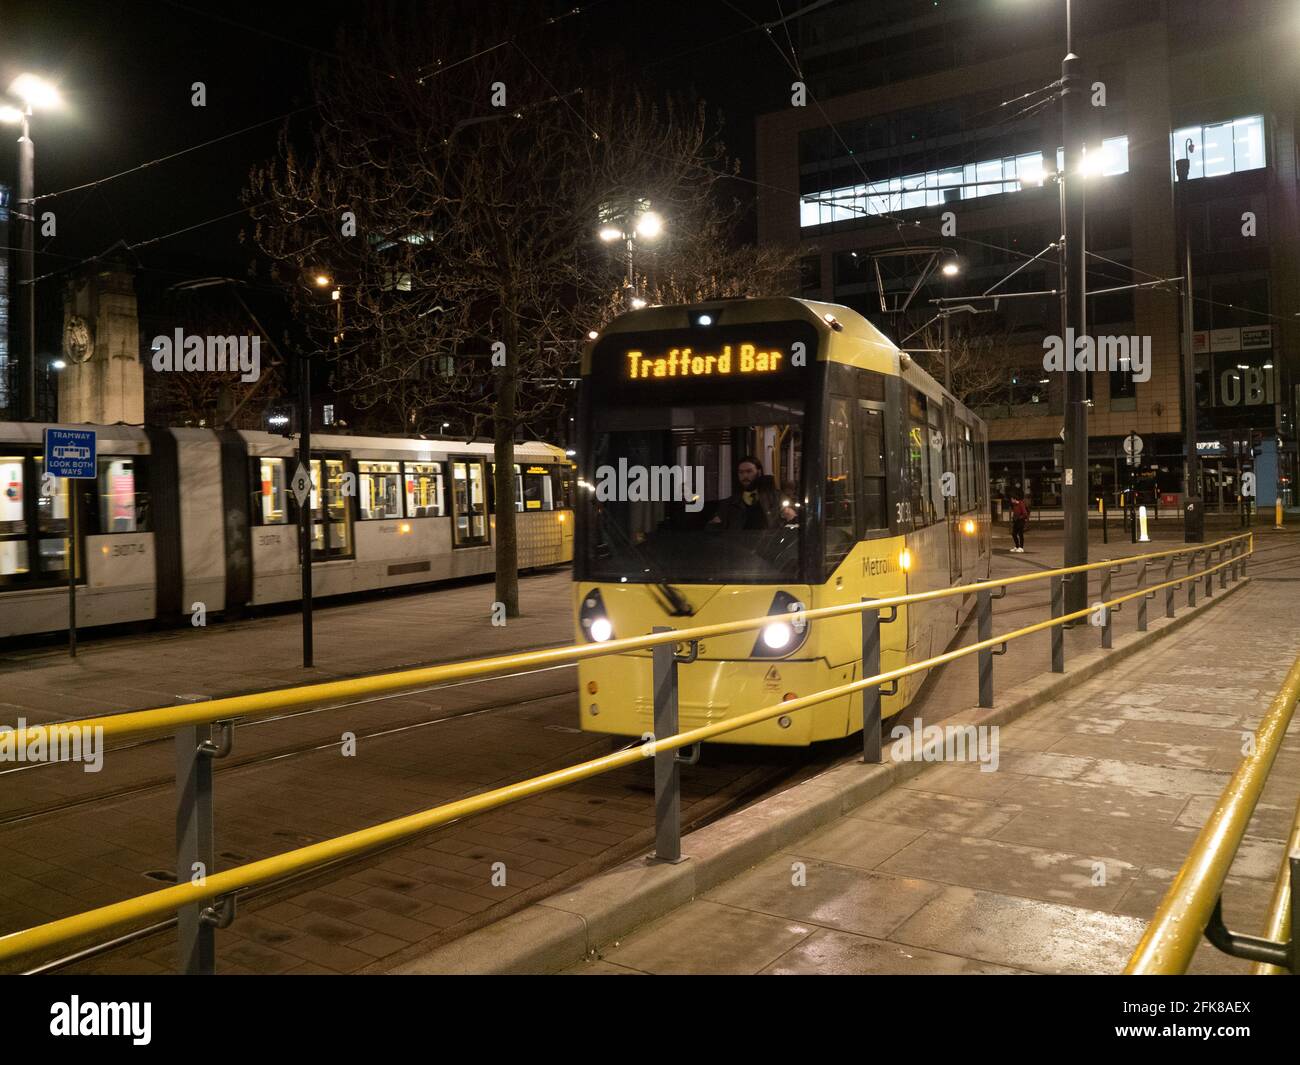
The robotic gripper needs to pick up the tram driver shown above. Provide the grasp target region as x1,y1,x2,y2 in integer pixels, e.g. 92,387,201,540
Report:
710,455,779,530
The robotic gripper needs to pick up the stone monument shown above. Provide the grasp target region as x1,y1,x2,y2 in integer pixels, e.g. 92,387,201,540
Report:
59,260,144,424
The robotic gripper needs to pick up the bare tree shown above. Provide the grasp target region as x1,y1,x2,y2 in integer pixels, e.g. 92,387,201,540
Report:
247,2,753,615
909,320,1016,408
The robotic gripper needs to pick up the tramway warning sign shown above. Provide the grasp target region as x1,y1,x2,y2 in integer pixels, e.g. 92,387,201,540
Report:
44,428,96,479
42,428,96,661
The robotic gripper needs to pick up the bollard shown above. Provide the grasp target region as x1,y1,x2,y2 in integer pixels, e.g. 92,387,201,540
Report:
1138,505,1150,542
977,588,994,707
1100,569,1113,649
1277,499,1284,530
1050,575,1066,673
651,627,690,864
1100,497,1108,544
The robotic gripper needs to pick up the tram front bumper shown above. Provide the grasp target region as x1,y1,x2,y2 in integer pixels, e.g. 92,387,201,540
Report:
577,654,858,746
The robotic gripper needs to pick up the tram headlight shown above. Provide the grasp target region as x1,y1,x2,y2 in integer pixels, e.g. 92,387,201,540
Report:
579,589,614,643
752,590,809,658
762,621,793,649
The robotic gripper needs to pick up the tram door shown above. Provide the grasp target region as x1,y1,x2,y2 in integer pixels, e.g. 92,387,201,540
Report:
943,401,962,583
450,458,489,546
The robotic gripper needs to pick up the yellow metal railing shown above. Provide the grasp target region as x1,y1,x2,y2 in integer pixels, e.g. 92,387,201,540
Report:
0,532,1254,970
3,532,1254,751
1125,647,1300,975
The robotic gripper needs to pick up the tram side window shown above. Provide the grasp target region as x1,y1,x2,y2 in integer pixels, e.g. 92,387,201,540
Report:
553,468,575,509
825,396,856,569
858,407,888,532
522,466,554,511
253,457,291,525
906,390,934,528
96,456,149,533
961,425,976,512
404,462,446,517
926,405,945,522
358,461,403,520
0,455,28,584
33,457,76,578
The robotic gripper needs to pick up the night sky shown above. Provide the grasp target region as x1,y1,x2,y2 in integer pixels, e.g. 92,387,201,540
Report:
0,0,791,293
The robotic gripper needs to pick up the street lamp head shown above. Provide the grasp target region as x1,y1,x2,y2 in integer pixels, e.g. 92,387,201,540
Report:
51,359,66,371
597,225,622,243
941,261,960,277
10,74,61,111
313,274,332,287
634,211,663,240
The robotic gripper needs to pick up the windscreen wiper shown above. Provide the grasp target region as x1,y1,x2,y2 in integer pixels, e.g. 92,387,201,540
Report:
596,507,694,616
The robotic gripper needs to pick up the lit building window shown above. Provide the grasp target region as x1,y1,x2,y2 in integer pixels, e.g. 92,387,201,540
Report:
800,137,1130,229
1172,115,1266,180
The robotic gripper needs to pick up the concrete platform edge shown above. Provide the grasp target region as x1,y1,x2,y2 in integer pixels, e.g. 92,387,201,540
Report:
387,577,1250,975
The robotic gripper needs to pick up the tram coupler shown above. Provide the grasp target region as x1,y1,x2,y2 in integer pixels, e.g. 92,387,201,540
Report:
673,640,699,664
674,743,701,766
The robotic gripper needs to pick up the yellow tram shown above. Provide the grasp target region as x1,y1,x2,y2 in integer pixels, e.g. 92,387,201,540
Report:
573,297,990,745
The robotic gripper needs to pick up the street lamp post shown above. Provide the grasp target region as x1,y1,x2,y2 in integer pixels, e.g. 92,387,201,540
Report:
1059,2,1090,612
599,202,663,310
1175,150,1204,542
2,75,61,421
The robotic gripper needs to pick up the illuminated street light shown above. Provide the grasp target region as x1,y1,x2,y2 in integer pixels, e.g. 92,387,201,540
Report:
597,201,666,311
10,74,61,110
313,274,332,287
634,211,663,240
941,261,960,277
51,359,66,370
3,74,63,420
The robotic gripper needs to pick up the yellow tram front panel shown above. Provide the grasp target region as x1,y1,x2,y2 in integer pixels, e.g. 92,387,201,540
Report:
575,534,924,746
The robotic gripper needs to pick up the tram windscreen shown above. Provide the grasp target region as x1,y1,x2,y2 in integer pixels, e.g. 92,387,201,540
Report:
583,399,805,584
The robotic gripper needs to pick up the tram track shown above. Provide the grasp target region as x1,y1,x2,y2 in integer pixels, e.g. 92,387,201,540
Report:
18,705,844,976
0,678,578,828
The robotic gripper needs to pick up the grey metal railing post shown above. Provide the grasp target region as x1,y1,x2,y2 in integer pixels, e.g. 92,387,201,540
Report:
1100,568,1113,649
977,588,994,707
1138,593,1149,631
651,627,688,863
1050,575,1065,673
1165,556,1176,617
1219,544,1227,588
861,601,883,763
177,720,234,975
1188,565,1198,607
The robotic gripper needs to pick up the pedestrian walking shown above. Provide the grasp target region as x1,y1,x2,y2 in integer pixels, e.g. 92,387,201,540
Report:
1010,488,1030,552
